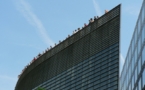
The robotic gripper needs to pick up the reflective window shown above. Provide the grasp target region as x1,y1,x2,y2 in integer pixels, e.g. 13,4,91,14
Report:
135,67,137,83
143,69,145,89
142,47,145,65
120,1,145,90
126,57,129,71
138,78,141,90
135,28,138,44
135,48,137,64
142,26,145,45
138,58,141,75
136,85,138,90
132,75,135,90
142,5,144,24
132,56,135,74
138,36,141,55
138,19,141,36
129,83,131,90
129,65,131,81
132,38,135,55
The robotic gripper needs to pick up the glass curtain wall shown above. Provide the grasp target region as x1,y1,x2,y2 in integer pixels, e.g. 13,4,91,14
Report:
120,1,145,90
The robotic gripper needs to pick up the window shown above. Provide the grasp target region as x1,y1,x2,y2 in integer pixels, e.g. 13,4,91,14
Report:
135,48,137,64
138,78,141,90
136,85,138,90
138,58,141,75
142,26,145,45
135,67,137,83
135,28,138,44
126,57,129,71
132,75,135,90
142,6,144,24
129,83,131,90
143,69,145,89
124,77,127,89
138,37,141,55
132,38,135,55
142,47,145,65
129,65,131,81
138,19,141,36
128,48,131,64
132,56,135,74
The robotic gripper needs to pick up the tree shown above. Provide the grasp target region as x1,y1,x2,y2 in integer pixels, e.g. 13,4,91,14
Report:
37,87,45,90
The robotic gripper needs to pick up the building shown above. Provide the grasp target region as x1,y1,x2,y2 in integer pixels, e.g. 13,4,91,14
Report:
15,5,120,90
120,1,145,90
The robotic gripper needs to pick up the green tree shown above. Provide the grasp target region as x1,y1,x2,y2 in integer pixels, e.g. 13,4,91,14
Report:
37,87,45,90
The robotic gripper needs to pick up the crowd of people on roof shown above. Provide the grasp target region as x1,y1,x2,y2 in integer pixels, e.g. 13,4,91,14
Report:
18,10,108,78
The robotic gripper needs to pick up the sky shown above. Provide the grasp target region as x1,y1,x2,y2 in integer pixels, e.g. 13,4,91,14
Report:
0,0,143,90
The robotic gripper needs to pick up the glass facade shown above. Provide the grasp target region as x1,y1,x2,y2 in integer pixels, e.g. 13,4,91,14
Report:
15,5,120,90
32,43,119,90
120,1,145,90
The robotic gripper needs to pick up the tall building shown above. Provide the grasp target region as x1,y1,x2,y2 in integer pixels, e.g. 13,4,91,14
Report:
120,1,145,90
15,5,120,90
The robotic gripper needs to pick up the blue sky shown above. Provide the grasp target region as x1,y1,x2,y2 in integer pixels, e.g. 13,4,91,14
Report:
0,0,143,89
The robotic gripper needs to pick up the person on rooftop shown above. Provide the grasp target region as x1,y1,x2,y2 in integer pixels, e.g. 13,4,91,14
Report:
34,57,36,61
45,49,47,53
78,28,80,31
89,18,94,24
84,23,87,27
31,57,36,63
82,26,84,29
38,53,41,57
47,48,49,51
73,30,75,34
94,16,97,20
105,10,108,13
18,75,20,78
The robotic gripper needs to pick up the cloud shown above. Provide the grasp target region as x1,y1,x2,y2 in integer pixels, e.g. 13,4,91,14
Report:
0,75,17,81
92,0,102,16
125,5,140,16
120,53,125,74
12,42,43,50
0,75,17,90
15,0,54,46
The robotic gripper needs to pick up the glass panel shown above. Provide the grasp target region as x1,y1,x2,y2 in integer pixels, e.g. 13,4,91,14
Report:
142,26,144,45
143,69,145,89
142,5,144,24
132,75,135,90
138,58,141,75
132,56,135,74
135,48,137,64
138,78,141,90
126,57,129,71
135,67,137,83
129,65,131,81
129,83,131,90
129,47,132,65
142,46,145,65
138,19,141,36
136,85,138,90
138,37,141,55
132,38,135,55
135,28,138,45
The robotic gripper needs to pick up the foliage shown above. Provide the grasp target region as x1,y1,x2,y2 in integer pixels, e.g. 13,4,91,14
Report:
37,87,45,90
